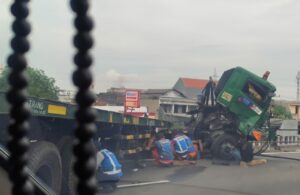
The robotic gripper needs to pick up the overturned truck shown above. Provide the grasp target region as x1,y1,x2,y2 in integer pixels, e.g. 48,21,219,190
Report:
188,67,277,160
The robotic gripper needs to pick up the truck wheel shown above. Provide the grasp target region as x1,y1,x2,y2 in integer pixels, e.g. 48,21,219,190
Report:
57,137,77,195
211,134,238,161
28,141,62,194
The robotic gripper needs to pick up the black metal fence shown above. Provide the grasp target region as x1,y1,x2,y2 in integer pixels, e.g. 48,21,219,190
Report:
6,0,97,195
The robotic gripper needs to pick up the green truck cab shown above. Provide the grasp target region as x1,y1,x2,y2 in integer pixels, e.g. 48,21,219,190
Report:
190,67,277,160
215,67,276,139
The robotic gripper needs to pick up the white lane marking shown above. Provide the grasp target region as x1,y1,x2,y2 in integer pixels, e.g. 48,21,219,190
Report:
262,151,300,155
117,180,170,188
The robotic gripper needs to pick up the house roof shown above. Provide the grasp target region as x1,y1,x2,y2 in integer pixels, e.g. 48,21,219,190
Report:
180,78,208,89
172,78,210,99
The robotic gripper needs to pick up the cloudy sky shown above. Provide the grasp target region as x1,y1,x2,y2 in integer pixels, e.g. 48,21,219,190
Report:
1,0,299,99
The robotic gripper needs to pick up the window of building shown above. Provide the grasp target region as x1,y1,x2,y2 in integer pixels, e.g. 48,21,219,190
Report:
174,105,187,114
160,104,172,113
188,105,197,112
296,106,299,114
284,136,288,144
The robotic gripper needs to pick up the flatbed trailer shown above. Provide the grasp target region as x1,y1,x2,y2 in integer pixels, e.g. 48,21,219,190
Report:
0,91,171,194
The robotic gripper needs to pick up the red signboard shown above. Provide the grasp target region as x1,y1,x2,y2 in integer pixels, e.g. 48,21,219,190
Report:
124,90,140,111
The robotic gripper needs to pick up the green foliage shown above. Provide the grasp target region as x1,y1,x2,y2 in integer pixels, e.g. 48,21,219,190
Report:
0,67,9,92
0,66,60,100
272,105,293,119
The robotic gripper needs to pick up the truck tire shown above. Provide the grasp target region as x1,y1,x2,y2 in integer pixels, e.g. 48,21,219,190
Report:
27,141,62,194
57,137,77,195
211,134,238,161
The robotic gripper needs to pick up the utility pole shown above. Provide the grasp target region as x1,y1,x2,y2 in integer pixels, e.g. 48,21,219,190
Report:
297,71,300,101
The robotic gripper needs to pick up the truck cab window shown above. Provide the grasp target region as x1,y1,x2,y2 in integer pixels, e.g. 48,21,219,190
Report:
243,80,268,106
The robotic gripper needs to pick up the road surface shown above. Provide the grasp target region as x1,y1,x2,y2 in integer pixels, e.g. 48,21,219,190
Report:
112,153,300,195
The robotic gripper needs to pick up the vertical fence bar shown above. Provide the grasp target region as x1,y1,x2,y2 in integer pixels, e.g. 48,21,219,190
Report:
70,0,97,194
6,0,33,195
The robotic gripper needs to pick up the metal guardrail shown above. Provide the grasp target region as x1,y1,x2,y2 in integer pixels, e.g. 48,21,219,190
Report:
276,135,300,146
252,135,300,154
252,136,300,147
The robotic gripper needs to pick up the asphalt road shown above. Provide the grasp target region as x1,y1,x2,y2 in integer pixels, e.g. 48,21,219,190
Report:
112,152,300,195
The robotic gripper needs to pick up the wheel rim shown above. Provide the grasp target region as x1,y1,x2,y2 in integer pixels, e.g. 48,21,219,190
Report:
219,141,235,160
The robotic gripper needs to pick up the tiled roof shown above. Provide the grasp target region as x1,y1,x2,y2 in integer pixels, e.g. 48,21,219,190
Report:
180,78,208,89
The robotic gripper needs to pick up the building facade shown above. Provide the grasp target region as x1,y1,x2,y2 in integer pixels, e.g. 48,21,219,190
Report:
289,101,300,120
159,90,198,116
276,120,300,146
95,88,168,118
158,78,209,126
96,77,209,121
58,89,76,103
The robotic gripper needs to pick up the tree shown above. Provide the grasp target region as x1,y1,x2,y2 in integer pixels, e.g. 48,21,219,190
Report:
0,66,60,100
272,105,293,119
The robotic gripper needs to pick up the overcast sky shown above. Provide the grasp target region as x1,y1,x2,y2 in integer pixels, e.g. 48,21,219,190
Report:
1,0,299,100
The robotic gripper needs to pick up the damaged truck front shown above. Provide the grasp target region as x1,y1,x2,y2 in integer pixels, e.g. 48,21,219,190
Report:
190,67,276,160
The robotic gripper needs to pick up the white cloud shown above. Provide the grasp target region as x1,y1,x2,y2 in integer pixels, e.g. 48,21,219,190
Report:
105,69,138,88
